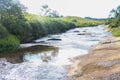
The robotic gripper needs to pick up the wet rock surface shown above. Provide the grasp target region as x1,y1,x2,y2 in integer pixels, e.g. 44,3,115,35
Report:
68,37,120,80
47,38,62,41
77,32,92,35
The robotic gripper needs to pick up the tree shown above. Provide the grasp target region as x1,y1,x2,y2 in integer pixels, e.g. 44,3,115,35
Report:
109,9,117,18
0,0,31,42
40,4,61,18
48,10,60,17
116,6,120,13
109,6,120,18
108,5,120,28
0,0,26,22
40,4,50,16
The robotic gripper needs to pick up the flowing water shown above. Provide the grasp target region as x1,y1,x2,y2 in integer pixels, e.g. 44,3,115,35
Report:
0,25,111,80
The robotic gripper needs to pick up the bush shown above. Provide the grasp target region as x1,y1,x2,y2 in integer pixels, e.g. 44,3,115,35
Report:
0,35,20,52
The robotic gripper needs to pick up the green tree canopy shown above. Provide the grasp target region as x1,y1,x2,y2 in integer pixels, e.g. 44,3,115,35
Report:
108,5,120,28
40,4,61,18
0,0,26,22
109,6,120,18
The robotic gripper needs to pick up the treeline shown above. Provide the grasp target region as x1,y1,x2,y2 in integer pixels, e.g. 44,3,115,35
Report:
0,0,104,52
107,6,120,37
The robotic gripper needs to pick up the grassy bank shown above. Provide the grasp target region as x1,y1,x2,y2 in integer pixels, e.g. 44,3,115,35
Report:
107,6,120,37
110,27,120,37
0,13,104,53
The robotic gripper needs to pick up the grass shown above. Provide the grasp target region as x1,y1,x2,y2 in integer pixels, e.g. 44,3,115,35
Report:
59,16,105,27
111,27,120,37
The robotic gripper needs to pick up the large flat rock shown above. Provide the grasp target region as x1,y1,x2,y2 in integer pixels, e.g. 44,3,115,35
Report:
68,37,120,80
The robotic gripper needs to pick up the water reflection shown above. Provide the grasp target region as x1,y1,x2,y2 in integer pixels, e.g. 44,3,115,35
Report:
0,45,59,63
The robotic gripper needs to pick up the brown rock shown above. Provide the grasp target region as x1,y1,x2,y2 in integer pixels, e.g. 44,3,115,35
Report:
68,37,120,80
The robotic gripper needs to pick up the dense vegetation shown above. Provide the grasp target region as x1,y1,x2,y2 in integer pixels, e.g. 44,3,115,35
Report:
107,6,120,37
0,0,104,53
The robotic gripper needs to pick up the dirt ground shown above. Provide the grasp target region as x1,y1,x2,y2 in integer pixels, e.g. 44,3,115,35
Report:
68,37,120,80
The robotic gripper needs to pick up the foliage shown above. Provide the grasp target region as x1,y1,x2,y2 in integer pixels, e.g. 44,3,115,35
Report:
0,35,20,52
0,0,26,23
40,4,61,18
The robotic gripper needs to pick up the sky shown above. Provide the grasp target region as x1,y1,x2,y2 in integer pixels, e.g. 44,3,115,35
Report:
20,0,120,18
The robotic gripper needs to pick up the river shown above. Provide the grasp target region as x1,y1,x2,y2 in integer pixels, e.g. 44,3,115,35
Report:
0,25,111,80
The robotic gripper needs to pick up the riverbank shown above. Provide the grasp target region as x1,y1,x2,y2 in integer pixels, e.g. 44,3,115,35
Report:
68,37,120,80
0,14,105,53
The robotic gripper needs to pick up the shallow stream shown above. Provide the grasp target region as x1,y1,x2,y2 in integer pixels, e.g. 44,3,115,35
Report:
0,25,111,80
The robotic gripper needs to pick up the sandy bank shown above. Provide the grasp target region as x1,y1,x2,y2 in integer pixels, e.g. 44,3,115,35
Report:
68,37,120,80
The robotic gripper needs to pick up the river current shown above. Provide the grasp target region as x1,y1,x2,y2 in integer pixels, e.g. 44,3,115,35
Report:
0,25,111,80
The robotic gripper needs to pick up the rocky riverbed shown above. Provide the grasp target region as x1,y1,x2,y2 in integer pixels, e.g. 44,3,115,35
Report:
68,37,120,80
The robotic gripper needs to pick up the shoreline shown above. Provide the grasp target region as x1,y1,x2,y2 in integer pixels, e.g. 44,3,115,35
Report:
68,37,120,80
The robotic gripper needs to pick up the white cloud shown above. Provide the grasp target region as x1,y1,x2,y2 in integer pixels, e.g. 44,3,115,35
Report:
20,0,120,18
